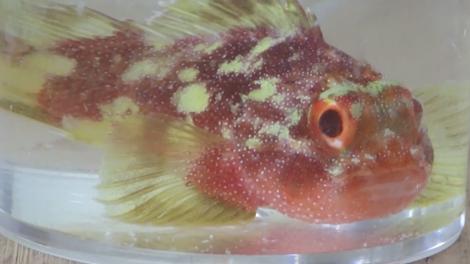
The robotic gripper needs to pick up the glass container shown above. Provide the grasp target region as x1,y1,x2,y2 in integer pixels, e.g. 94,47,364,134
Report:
0,0,469,263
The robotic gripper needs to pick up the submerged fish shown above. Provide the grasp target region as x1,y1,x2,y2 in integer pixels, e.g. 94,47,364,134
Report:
0,0,467,225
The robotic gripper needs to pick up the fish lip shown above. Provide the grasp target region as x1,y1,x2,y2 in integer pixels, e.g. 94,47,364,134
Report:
330,164,429,222
274,163,430,225
349,165,428,196
418,129,434,166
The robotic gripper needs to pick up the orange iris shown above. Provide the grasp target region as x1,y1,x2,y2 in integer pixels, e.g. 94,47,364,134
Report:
310,99,357,150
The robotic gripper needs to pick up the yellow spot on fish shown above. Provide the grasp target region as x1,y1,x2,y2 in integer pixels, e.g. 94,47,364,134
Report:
271,94,285,104
260,122,281,136
221,127,233,139
195,42,223,54
287,139,305,152
327,164,344,178
122,60,161,82
100,97,140,120
0,52,76,102
248,78,279,102
287,109,301,126
194,43,206,52
245,137,262,149
218,57,264,75
279,127,291,141
351,103,363,119
320,80,398,99
178,68,199,83
218,56,244,74
174,83,210,113
259,122,290,141
250,58,264,71
320,82,359,100
367,80,397,96
28,53,76,76
251,37,275,57
324,98,336,105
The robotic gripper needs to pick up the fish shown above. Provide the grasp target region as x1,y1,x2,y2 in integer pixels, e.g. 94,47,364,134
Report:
0,0,469,226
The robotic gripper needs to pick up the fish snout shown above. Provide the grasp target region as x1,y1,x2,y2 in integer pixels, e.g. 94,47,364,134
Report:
412,98,423,124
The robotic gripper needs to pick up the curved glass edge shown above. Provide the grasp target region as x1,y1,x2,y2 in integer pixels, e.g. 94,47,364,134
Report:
0,210,464,264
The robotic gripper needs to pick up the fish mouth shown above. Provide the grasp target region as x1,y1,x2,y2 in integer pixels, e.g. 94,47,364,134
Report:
273,132,433,224
325,136,433,223
418,128,434,167
306,164,429,224
275,162,430,224
336,135,433,223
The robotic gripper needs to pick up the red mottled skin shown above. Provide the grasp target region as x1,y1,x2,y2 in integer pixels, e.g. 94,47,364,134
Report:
36,24,432,223
38,29,152,121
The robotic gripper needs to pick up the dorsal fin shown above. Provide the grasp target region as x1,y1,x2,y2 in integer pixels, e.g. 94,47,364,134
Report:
0,2,122,50
139,0,316,45
97,115,256,226
0,1,315,51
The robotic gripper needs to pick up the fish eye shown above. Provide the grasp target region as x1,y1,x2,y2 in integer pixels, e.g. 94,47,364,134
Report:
310,100,357,150
319,109,343,138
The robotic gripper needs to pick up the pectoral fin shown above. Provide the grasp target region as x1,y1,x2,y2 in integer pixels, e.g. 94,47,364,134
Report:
412,85,470,207
97,115,255,226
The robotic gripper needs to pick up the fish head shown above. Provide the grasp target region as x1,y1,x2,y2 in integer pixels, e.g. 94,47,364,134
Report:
271,81,433,223
310,81,432,166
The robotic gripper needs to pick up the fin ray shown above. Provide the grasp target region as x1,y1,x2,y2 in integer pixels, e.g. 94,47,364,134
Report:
0,3,121,135
1,2,122,49
140,0,316,47
98,115,255,226
412,85,470,207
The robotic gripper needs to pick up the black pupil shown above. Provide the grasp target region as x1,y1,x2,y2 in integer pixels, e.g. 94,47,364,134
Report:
319,110,343,138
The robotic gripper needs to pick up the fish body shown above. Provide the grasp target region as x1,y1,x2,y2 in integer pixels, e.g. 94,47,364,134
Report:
0,0,460,225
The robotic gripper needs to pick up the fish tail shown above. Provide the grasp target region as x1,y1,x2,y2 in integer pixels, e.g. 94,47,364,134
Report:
0,3,126,143
413,84,470,207
0,49,71,125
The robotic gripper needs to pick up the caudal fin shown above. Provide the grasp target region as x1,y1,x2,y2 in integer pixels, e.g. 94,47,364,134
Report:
0,3,125,143
0,50,76,124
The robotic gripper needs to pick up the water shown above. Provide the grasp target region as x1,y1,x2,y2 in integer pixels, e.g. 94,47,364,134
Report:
0,0,469,263
0,154,465,262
